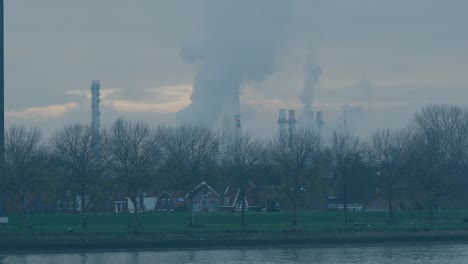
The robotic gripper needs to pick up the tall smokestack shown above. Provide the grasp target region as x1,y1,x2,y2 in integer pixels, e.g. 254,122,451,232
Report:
288,109,296,136
235,114,241,142
222,87,240,147
278,109,287,139
316,111,324,130
91,81,101,141
301,62,322,123
301,109,314,130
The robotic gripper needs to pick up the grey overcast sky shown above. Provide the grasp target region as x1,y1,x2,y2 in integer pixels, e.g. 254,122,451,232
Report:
5,0,468,138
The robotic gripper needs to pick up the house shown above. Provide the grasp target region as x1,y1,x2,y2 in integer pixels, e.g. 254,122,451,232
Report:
126,194,158,213
186,181,221,212
113,200,127,213
154,191,186,212
56,189,77,214
328,196,365,211
220,181,262,212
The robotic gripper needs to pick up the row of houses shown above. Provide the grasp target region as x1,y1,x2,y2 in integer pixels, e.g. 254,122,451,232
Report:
2,180,381,215
53,181,276,215
114,181,265,214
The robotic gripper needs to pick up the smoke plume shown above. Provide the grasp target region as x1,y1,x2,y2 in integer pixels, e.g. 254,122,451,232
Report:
301,60,322,114
177,0,290,127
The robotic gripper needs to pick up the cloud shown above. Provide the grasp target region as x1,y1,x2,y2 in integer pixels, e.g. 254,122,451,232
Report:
102,84,192,113
104,100,189,113
6,102,80,120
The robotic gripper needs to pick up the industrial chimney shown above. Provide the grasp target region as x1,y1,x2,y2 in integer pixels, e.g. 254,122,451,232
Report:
90,80,101,141
278,109,287,139
221,88,240,147
316,111,324,130
288,109,297,136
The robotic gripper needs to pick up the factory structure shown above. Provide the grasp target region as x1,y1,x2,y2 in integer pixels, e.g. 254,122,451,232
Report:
86,78,324,147
221,88,241,147
278,109,324,139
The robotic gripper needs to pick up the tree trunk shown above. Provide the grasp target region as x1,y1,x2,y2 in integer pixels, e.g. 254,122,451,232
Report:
20,190,30,229
428,199,434,224
81,189,87,229
189,196,195,227
241,186,246,226
291,198,297,226
343,173,348,225
130,196,140,227
387,193,393,220
0,195,3,215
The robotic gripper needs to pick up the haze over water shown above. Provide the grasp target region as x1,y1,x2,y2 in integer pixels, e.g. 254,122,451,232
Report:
2,243,468,264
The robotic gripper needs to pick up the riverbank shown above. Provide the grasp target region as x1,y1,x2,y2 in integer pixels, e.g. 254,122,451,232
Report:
2,230,468,253
2,211,468,253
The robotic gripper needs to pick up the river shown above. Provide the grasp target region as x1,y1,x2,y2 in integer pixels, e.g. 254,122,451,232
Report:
1,243,468,264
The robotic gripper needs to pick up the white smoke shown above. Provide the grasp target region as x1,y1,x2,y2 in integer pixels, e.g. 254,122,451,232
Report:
177,0,291,127
301,60,322,114
299,57,322,130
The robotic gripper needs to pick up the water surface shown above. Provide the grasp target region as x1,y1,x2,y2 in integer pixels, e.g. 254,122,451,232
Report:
2,243,468,264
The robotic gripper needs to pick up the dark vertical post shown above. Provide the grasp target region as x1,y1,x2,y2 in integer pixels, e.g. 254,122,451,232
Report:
0,0,4,217
0,0,4,163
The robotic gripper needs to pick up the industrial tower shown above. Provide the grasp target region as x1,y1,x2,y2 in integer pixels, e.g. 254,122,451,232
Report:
90,80,101,141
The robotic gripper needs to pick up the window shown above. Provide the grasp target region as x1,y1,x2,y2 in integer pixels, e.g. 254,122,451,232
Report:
64,201,68,210
115,203,123,213
57,200,62,210
70,202,74,210
67,190,72,197
167,199,171,205
192,201,201,211
224,198,229,206
162,199,166,205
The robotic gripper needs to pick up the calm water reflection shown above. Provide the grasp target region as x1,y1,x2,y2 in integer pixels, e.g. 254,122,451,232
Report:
1,243,468,264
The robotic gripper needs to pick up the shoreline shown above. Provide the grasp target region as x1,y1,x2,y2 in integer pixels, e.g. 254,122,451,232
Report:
2,230,468,254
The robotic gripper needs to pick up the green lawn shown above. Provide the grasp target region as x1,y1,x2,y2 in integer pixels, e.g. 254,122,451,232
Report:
2,210,468,235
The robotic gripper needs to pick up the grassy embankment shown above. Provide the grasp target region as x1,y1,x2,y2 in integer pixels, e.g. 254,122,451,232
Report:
1,210,468,235
1,210,468,252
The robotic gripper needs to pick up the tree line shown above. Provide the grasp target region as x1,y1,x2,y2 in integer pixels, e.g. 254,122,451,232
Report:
1,104,468,228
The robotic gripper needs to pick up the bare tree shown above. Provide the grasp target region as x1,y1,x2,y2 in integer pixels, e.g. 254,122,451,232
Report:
365,128,410,221
330,130,362,225
162,125,219,227
223,135,263,226
102,119,165,228
269,129,323,226
4,125,44,228
52,124,103,228
409,105,468,221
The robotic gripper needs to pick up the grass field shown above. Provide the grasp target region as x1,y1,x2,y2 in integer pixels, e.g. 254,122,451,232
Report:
2,210,468,235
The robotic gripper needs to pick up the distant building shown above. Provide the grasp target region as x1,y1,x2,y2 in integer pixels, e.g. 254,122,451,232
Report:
186,181,221,212
220,181,262,212
328,196,364,211
154,191,186,212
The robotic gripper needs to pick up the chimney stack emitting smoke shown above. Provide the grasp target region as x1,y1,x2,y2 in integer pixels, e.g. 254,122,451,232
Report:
300,60,322,130
316,111,324,129
177,0,290,128
288,109,297,136
91,80,101,140
278,109,287,139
